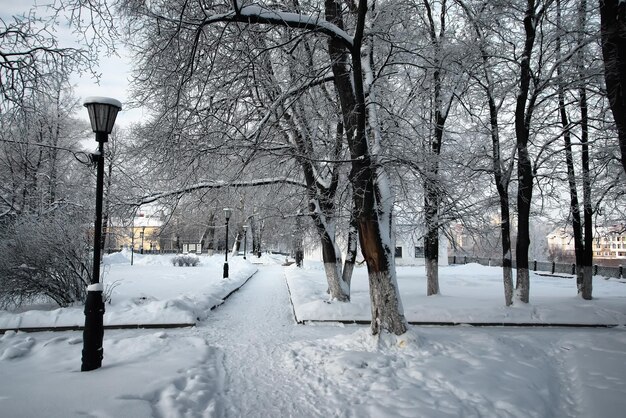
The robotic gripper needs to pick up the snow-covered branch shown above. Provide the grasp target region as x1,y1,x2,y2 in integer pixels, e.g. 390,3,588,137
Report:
203,4,354,50
133,177,307,206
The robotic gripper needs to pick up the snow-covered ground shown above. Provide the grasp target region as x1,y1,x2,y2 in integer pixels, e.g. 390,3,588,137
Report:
286,263,626,325
1,254,625,417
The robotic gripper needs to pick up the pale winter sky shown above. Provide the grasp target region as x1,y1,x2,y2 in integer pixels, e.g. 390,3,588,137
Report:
1,0,142,129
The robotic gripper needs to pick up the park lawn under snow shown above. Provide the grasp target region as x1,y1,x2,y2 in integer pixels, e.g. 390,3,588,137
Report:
0,250,258,330
286,262,626,325
1,254,625,417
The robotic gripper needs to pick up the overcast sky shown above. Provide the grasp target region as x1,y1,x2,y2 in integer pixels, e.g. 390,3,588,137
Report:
1,0,143,129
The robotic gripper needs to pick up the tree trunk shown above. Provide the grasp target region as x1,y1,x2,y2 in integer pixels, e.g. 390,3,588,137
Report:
422,0,448,297
557,0,585,297
342,208,358,287
514,0,539,304
326,0,407,335
424,183,440,296
309,199,349,301
201,213,215,251
460,0,514,306
579,0,594,299
600,0,626,174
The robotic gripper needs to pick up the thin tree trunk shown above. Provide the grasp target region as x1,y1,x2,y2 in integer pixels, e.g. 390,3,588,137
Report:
422,0,448,296
459,0,514,306
201,212,215,251
342,205,359,287
557,0,585,296
514,0,539,304
579,0,593,299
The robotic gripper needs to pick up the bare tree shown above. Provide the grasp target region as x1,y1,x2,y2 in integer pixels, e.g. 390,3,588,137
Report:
119,0,408,335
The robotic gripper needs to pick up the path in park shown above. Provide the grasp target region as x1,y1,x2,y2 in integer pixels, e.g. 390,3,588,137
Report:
191,264,347,417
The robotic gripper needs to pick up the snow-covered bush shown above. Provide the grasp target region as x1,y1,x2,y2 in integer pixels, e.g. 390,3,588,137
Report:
171,255,200,267
0,212,92,309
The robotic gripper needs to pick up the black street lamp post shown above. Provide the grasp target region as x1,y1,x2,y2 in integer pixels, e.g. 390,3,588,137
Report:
140,226,145,254
81,96,121,372
223,208,232,278
243,224,248,260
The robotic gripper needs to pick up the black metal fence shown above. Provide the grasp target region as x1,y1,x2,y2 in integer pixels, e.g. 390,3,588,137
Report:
448,255,624,279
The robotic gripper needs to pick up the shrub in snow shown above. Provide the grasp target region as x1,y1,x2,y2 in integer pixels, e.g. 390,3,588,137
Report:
0,212,91,308
172,255,200,267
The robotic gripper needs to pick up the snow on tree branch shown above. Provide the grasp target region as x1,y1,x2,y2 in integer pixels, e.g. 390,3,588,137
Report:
133,177,307,206
203,4,354,50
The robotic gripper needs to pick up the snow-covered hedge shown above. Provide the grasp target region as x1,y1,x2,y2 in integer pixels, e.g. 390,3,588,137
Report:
0,212,91,308
171,255,200,267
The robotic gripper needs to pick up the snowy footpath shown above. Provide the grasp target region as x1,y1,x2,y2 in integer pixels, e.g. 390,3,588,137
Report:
1,255,626,417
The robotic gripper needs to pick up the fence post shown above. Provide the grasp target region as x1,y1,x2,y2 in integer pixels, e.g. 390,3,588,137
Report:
551,261,555,274
533,260,537,271
572,263,576,275
594,264,598,275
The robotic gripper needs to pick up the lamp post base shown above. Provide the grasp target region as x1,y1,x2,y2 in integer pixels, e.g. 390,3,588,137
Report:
81,284,105,372
223,262,229,279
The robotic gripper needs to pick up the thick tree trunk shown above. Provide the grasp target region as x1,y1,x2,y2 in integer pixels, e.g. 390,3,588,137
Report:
309,199,350,301
326,0,407,335
600,0,626,174
321,234,347,300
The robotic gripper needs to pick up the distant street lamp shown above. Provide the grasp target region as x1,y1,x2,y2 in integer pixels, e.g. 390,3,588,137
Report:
140,226,145,254
223,208,232,278
130,218,134,266
81,96,122,372
243,224,248,260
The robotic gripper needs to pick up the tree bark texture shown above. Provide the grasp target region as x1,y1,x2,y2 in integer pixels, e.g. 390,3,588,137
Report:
600,0,626,174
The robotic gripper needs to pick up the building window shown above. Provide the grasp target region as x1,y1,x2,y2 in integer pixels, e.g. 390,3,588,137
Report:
414,246,424,258
395,246,403,258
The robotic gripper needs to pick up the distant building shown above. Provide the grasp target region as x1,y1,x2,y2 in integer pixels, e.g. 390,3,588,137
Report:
393,228,448,266
547,224,626,261
303,226,448,266
106,213,163,253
